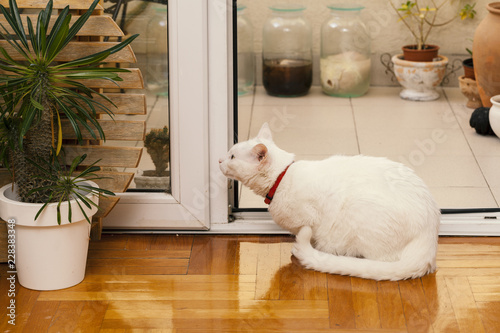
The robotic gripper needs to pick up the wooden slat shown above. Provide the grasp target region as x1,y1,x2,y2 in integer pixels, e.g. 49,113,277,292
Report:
399,278,433,333
351,278,381,329
93,196,120,219
421,275,460,332
445,277,486,333
61,119,145,141
57,43,136,63
0,15,123,37
63,69,144,89
0,220,7,262
90,217,103,241
327,275,356,329
0,169,11,187
63,146,143,168
0,41,136,62
0,69,143,89
0,0,103,10
90,171,134,193
94,93,147,115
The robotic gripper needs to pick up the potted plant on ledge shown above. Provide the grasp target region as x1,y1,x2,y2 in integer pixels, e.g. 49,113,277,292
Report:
134,127,170,190
0,0,137,290
458,46,483,108
389,0,476,101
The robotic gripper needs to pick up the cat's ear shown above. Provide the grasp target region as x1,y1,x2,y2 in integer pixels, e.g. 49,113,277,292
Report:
257,123,273,141
252,143,268,162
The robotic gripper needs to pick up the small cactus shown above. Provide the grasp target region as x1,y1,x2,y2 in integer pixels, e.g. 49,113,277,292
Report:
144,127,170,177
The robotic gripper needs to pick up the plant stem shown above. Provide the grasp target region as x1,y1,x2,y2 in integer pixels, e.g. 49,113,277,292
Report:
388,0,421,45
15,89,58,203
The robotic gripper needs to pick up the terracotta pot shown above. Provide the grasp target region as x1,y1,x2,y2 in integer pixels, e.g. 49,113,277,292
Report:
473,2,500,108
402,44,439,62
462,58,475,80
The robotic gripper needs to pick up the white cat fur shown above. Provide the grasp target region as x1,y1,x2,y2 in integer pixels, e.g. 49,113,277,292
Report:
219,123,440,281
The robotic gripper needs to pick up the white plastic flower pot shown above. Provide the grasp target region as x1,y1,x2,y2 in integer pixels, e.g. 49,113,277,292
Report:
489,95,500,138
0,181,98,290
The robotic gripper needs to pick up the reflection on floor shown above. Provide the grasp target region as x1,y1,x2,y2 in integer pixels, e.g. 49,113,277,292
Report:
238,86,500,209
2,234,499,332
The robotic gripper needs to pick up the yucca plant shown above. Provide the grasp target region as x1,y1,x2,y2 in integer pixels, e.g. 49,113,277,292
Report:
0,0,138,220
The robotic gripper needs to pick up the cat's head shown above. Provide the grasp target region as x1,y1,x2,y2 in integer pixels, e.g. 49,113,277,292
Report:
219,123,275,182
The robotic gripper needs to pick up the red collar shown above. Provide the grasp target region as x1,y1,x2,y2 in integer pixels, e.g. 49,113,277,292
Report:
265,162,294,204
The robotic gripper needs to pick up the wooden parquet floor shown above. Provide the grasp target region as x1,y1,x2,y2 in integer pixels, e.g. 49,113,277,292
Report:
1,234,499,332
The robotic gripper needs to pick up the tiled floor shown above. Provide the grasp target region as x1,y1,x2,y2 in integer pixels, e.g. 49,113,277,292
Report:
237,86,500,209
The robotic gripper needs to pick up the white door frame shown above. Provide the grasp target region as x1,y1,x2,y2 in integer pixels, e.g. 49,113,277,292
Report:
105,0,213,230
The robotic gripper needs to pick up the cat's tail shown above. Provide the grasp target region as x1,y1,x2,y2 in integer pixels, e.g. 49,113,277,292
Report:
291,226,437,281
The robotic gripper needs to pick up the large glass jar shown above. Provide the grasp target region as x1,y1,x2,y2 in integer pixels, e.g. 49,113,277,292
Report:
320,5,371,97
146,5,168,96
262,4,312,97
237,5,255,96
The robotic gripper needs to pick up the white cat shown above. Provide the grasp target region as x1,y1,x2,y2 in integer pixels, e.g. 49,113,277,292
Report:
219,123,440,281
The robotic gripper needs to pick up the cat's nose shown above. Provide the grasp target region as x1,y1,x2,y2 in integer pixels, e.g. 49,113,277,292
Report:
218,158,223,164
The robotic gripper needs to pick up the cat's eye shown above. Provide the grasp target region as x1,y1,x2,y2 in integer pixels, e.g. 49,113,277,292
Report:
231,154,235,159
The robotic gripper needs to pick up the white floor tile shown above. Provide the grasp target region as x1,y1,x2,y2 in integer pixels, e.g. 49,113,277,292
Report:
358,128,473,157
354,103,459,129
465,131,500,156
351,87,448,107
268,127,359,156
430,187,497,209
253,86,352,107
476,156,500,187
489,188,500,207
393,155,487,188
235,85,498,209
250,105,355,132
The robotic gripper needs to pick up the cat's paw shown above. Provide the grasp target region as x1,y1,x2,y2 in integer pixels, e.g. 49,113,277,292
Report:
295,226,313,245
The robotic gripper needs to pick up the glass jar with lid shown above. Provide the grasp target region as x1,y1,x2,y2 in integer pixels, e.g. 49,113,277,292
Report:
262,4,312,97
237,4,255,96
320,5,371,97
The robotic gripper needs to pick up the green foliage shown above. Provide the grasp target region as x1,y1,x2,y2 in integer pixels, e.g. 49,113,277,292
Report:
0,0,138,150
391,0,476,50
0,0,137,220
28,154,115,225
145,126,170,147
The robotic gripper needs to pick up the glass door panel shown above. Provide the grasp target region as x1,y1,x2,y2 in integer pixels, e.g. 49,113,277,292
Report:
103,0,170,193
234,0,500,211
102,0,211,230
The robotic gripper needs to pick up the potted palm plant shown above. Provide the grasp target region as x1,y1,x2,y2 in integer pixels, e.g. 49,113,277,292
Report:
0,0,138,290
389,0,476,100
134,126,170,190
458,46,482,108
